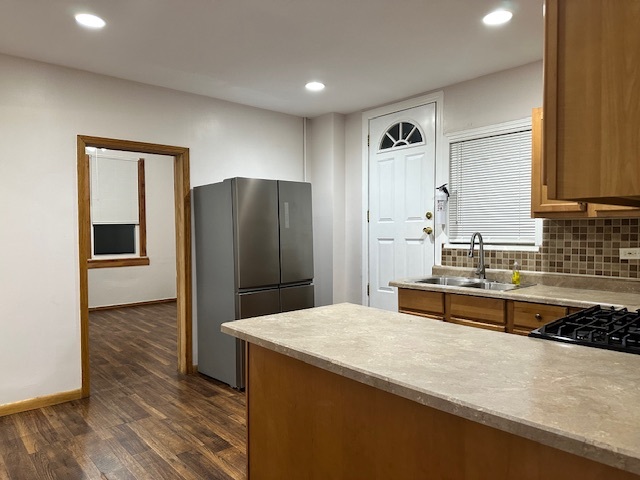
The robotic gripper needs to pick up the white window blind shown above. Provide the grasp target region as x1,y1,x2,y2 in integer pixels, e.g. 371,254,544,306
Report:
90,155,139,225
448,128,535,245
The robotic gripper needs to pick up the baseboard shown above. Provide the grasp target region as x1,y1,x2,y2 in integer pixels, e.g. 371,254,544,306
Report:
89,297,177,312
0,389,83,417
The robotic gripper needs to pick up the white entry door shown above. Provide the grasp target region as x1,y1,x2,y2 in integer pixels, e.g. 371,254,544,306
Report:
368,103,436,311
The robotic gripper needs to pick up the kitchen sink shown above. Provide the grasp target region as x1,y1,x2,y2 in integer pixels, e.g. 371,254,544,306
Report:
467,281,521,291
413,276,533,291
415,276,483,287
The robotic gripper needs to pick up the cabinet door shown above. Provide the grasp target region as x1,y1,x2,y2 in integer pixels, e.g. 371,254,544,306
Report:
397,288,444,320
531,107,588,218
446,294,506,332
587,204,640,218
544,0,640,206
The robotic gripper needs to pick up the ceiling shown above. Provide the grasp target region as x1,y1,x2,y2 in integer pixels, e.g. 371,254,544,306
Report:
0,0,544,117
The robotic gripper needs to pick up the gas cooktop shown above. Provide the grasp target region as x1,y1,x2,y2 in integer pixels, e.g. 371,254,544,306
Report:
529,305,640,355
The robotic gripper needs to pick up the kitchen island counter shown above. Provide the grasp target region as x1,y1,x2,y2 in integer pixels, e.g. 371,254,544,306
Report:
223,303,640,478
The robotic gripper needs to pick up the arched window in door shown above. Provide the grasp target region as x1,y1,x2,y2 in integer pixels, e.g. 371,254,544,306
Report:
379,121,424,150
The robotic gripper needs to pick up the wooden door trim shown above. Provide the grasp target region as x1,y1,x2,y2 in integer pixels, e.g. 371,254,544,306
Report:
77,135,192,398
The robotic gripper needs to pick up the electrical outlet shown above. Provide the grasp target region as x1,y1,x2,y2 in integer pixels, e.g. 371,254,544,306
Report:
619,248,640,260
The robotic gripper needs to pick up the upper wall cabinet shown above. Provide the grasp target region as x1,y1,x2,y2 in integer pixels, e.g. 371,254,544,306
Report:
532,107,640,218
531,107,588,218
543,0,640,207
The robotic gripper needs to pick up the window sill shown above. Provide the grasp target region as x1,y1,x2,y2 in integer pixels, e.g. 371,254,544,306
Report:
88,257,150,269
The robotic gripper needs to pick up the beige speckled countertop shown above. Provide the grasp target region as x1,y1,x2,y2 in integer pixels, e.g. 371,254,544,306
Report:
390,267,640,310
222,303,640,475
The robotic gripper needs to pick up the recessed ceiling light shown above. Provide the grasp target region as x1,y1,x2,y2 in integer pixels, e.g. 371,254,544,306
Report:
75,13,106,29
305,81,325,92
482,9,513,26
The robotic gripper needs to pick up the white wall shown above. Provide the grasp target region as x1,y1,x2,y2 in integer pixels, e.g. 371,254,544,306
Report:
344,112,364,303
88,153,177,308
341,61,543,305
0,53,304,406
442,61,542,134
306,113,346,306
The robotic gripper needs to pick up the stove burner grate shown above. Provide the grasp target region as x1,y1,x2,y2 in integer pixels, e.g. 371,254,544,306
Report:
529,305,640,355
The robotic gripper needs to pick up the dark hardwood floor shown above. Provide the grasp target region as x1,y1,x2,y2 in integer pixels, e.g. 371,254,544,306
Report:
0,302,247,480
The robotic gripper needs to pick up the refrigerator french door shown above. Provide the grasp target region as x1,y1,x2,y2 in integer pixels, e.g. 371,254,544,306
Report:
194,177,314,389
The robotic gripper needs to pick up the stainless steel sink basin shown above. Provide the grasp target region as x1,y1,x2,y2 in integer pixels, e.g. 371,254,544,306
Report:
467,281,520,291
413,276,533,291
415,276,482,287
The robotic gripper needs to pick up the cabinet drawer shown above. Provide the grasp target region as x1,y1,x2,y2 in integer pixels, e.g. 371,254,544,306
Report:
513,302,568,330
448,294,505,326
398,289,444,318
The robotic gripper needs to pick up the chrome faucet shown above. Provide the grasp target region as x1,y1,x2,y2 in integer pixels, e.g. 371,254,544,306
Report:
468,232,486,279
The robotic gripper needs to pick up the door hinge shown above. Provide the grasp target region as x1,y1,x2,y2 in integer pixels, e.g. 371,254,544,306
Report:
367,283,370,296
367,134,370,147
367,210,370,223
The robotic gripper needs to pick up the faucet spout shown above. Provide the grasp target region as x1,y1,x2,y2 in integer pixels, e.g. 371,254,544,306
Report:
468,232,486,279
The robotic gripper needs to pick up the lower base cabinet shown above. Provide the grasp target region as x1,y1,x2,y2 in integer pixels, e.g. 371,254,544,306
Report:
508,301,568,336
398,288,578,335
247,343,636,479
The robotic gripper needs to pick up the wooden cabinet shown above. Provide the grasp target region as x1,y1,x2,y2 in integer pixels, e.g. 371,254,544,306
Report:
398,288,444,320
446,294,506,332
398,288,581,337
508,301,568,336
587,203,640,218
531,107,588,218
532,106,640,218
543,0,640,206
247,343,636,480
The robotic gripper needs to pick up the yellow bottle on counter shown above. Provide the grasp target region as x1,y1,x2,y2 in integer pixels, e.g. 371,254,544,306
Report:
511,261,520,285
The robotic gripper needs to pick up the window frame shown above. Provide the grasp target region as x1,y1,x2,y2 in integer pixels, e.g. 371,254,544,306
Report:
378,121,425,151
443,117,542,249
87,153,149,269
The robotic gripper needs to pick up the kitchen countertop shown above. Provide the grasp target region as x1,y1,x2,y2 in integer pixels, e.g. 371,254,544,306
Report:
390,276,640,310
222,303,640,475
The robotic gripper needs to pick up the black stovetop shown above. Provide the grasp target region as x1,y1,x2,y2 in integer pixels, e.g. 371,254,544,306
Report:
529,305,640,355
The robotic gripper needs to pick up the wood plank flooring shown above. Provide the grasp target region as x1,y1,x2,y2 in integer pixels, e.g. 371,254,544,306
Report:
0,302,247,480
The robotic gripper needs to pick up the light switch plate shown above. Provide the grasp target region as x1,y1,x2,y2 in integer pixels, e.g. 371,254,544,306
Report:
619,248,640,260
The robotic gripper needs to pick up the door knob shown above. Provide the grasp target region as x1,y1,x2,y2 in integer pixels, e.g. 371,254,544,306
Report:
423,227,433,235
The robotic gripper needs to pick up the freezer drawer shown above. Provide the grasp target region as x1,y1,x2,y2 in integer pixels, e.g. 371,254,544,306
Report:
278,181,314,284
280,284,315,312
234,289,281,389
237,289,281,319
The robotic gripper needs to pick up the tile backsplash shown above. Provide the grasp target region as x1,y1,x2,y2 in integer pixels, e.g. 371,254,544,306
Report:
442,218,640,278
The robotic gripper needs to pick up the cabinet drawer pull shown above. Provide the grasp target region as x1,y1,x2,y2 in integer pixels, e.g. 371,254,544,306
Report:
535,313,542,321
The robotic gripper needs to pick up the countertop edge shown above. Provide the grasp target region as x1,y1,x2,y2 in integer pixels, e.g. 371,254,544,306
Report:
222,319,640,475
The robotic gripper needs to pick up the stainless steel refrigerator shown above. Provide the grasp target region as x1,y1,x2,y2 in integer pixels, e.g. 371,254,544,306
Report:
193,177,314,389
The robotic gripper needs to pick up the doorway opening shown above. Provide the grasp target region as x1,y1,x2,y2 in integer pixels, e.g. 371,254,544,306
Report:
77,135,192,397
